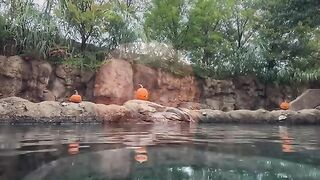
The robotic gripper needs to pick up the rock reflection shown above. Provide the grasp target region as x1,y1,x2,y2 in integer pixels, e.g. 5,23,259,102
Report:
0,124,320,180
23,146,320,180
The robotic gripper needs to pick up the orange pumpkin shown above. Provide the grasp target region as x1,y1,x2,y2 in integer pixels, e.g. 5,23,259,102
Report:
135,84,149,101
69,90,82,103
280,101,289,110
135,154,148,163
68,143,80,155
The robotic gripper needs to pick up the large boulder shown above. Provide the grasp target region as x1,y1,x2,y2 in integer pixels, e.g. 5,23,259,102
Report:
0,56,55,102
0,97,98,123
94,59,134,105
93,60,200,107
123,100,193,122
196,108,320,125
289,89,320,110
94,104,132,123
133,64,200,107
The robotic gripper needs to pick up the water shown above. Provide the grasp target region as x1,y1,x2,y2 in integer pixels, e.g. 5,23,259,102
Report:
0,123,320,180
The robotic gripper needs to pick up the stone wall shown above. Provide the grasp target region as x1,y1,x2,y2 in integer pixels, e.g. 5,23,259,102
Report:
200,76,307,110
94,59,200,107
0,56,311,110
0,55,95,102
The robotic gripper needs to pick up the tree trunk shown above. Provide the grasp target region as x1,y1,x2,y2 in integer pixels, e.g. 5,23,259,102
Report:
81,36,86,52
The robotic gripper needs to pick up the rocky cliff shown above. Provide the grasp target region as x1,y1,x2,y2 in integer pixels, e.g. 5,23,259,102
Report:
0,55,95,102
94,60,200,107
0,56,308,110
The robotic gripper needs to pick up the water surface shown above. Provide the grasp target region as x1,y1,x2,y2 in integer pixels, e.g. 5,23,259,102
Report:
0,123,320,180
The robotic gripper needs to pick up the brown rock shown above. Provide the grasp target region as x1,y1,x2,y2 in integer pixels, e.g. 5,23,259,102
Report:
52,64,95,101
94,59,134,105
51,78,67,100
289,89,320,111
233,76,265,110
0,56,27,78
42,90,56,101
201,78,236,111
94,104,131,122
177,102,211,110
133,64,200,107
123,100,165,114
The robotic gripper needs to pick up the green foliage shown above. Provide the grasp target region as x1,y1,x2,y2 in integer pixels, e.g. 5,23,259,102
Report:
0,16,10,43
101,13,137,52
135,54,193,77
0,0,319,81
55,0,112,51
258,0,320,83
144,0,188,50
143,0,320,83
2,0,59,58
62,51,104,70
184,0,232,67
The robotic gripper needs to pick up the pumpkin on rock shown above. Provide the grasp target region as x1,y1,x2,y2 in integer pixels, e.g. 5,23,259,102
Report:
135,84,149,101
280,101,289,110
69,90,82,103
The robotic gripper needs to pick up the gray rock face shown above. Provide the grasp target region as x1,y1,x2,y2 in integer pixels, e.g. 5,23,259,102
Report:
200,76,305,111
0,56,95,102
289,89,320,111
0,97,99,123
50,64,95,102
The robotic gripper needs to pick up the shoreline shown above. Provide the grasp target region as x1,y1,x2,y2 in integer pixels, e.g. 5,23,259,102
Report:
0,97,320,125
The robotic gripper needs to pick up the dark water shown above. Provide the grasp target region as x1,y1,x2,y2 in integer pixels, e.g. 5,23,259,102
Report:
0,123,320,180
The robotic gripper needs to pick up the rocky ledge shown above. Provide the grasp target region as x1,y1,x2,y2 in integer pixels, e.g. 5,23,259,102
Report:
0,97,320,125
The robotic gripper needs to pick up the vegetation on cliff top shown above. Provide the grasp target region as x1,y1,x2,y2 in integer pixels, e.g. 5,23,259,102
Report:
0,0,319,83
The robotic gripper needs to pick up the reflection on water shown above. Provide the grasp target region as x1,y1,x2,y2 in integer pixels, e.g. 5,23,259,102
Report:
0,124,320,180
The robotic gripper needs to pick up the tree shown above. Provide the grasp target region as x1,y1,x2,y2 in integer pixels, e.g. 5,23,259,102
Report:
259,0,320,83
144,0,188,50
55,0,113,52
220,0,263,76
183,0,233,77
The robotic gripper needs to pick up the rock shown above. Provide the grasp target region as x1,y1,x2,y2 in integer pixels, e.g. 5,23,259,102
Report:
178,102,211,110
94,60,200,107
164,107,193,122
289,89,320,111
0,56,27,78
94,59,134,105
0,97,320,125
0,97,99,123
201,78,236,111
51,78,67,100
52,64,95,101
133,64,200,107
123,100,165,114
94,104,132,122
227,109,272,123
233,76,265,110
287,109,320,124
157,70,200,107
123,100,194,122
42,90,56,101
195,109,230,123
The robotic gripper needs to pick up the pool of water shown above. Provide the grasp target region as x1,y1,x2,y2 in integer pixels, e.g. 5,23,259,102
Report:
0,123,320,180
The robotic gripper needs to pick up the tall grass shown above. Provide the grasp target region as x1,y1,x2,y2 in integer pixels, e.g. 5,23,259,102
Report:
4,0,59,59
